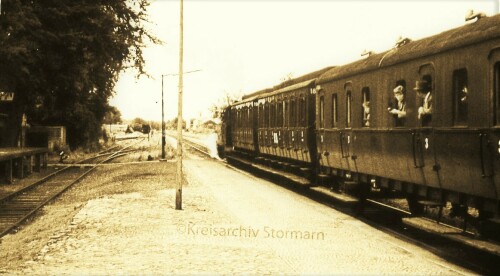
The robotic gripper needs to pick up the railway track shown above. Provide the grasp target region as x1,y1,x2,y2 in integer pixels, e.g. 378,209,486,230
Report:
166,132,215,158
0,138,144,238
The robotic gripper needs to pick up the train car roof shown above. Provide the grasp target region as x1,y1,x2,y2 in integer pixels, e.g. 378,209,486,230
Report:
237,66,334,103
318,13,500,84
260,79,315,99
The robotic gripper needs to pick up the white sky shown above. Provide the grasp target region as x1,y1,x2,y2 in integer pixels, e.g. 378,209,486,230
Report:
111,0,499,122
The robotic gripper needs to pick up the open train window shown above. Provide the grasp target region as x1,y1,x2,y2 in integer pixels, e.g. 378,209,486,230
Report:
319,95,325,128
495,62,500,125
389,80,406,127
453,69,468,126
331,93,338,128
362,87,370,127
290,98,296,127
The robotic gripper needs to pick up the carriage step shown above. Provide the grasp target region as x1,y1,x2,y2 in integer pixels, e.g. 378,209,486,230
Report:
310,186,358,204
417,200,444,207
402,217,500,257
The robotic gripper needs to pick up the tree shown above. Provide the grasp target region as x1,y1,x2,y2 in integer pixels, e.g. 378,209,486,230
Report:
0,0,41,146
103,105,122,125
0,0,159,148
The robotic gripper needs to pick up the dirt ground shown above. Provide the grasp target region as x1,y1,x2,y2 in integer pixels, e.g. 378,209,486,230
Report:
0,134,179,273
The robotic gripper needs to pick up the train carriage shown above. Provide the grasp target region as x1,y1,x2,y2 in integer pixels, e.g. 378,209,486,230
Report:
257,80,317,165
316,14,500,217
221,13,500,224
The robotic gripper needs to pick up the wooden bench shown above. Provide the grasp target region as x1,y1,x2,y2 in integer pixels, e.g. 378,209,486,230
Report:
0,147,48,184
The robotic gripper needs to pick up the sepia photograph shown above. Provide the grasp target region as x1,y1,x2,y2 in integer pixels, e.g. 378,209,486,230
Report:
1,0,500,274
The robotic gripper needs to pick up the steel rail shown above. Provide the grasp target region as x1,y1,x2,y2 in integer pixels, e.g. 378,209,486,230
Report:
0,138,145,238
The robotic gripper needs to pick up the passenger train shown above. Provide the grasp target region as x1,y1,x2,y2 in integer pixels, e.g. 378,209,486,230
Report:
219,12,500,233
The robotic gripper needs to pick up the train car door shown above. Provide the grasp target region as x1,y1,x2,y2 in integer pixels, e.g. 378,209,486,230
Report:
341,83,355,172
316,88,326,168
435,67,494,200
413,66,441,190
489,52,500,203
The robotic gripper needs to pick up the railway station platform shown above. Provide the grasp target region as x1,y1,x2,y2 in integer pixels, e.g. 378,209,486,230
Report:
0,147,48,184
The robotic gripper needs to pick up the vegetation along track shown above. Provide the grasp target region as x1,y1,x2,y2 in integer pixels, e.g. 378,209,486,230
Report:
0,138,144,238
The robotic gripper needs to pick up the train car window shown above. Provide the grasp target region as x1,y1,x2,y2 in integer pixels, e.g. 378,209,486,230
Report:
320,95,325,128
264,103,269,127
362,87,370,127
290,98,296,127
271,101,275,127
247,106,251,128
495,62,500,125
452,69,468,126
284,99,289,127
346,91,352,128
332,93,338,128
389,80,407,127
299,96,306,127
261,104,264,127
277,101,284,127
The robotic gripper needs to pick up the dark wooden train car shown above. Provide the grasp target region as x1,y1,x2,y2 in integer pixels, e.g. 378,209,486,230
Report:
227,96,259,155
257,80,316,165
315,14,500,217
254,67,333,173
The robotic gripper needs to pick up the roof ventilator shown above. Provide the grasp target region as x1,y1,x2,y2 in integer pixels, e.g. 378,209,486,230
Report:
361,49,375,57
394,36,412,48
465,10,487,22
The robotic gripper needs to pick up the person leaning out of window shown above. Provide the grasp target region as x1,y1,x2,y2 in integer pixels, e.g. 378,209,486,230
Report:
388,85,407,126
414,80,432,125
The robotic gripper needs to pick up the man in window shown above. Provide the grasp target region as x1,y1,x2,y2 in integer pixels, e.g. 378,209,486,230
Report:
414,80,432,126
388,85,407,126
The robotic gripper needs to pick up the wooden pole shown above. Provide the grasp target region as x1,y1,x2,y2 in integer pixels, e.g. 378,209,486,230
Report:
175,0,184,210
161,75,166,159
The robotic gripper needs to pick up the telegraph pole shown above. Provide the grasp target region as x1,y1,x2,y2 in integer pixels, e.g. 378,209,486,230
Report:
176,0,184,210
161,75,166,159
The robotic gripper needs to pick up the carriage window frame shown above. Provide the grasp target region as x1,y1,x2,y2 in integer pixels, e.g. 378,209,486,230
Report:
361,87,370,127
299,95,306,127
319,95,325,129
277,100,283,127
494,62,500,126
290,98,296,127
331,93,338,128
452,68,468,126
346,90,352,128
284,97,289,127
264,102,269,127
392,80,407,127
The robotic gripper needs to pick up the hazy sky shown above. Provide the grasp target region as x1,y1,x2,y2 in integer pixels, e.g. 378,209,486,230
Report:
111,0,499,122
